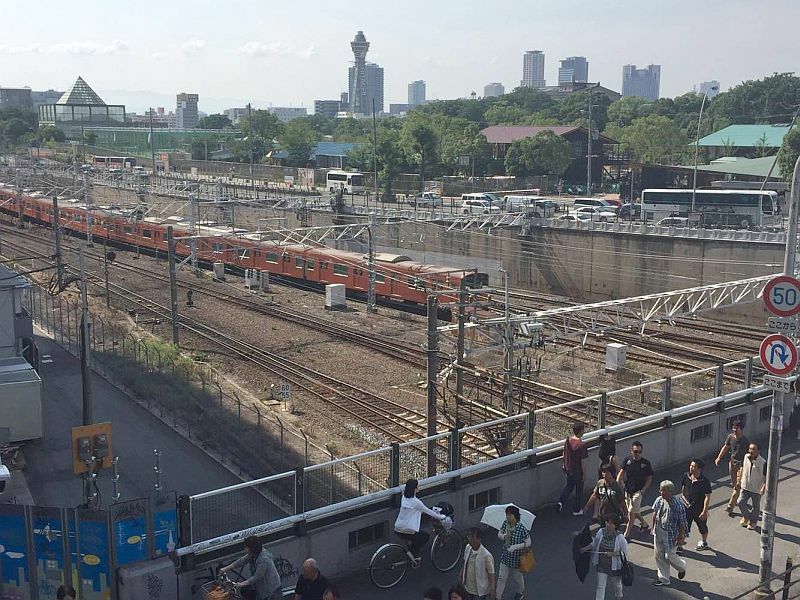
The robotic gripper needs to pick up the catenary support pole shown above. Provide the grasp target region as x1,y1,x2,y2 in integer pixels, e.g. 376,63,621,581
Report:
426,295,439,477
367,212,377,314
501,268,514,416
83,172,92,246
15,169,23,228
586,87,593,196
103,240,110,308
757,155,800,597
79,244,93,425
167,226,180,345
372,98,379,202
455,278,467,424
52,195,63,285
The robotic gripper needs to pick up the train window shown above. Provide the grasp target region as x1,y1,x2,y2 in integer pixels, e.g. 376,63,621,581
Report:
212,242,225,253
306,258,314,270
123,226,133,234
253,250,261,259
407,277,425,290
238,248,249,260
142,229,152,239
333,264,348,276
375,272,385,283
295,256,304,269
266,252,279,263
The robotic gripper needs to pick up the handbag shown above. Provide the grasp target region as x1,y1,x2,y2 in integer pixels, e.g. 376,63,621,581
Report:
619,551,635,587
518,547,536,573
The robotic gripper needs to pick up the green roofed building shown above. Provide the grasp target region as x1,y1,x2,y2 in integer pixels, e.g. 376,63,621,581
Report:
86,126,240,157
38,76,126,135
695,124,791,158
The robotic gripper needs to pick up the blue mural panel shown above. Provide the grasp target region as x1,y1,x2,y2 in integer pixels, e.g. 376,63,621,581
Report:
0,503,30,600
110,498,148,566
151,492,178,557
31,506,67,599
76,509,112,600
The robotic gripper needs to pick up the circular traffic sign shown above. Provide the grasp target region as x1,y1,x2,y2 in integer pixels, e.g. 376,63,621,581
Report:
759,334,798,376
763,275,800,317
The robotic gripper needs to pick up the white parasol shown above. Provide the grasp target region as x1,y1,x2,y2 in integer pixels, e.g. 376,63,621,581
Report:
480,504,536,531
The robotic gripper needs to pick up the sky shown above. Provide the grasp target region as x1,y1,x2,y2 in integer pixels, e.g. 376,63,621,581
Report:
2,0,798,115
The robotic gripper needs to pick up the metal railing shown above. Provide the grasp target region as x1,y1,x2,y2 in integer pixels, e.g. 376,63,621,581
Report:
730,556,798,600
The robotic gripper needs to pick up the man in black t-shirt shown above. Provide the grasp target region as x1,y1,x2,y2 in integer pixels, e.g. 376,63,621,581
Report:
715,419,749,513
295,558,329,600
617,440,654,539
680,458,712,551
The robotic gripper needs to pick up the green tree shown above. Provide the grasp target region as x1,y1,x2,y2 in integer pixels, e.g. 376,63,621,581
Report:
332,117,368,141
401,117,439,182
238,110,282,145
754,132,769,158
606,96,654,128
3,118,34,144
347,127,408,200
36,125,66,143
278,119,319,166
708,73,800,125
504,130,570,176
483,102,529,125
615,114,687,164
83,130,97,145
558,91,612,131
778,127,800,181
198,114,233,129
503,87,557,115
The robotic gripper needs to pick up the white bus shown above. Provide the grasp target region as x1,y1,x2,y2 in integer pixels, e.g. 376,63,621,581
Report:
641,188,779,229
326,170,365,194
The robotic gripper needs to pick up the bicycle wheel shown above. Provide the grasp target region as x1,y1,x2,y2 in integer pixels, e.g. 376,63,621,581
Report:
369,543,409,589
431,528,463,572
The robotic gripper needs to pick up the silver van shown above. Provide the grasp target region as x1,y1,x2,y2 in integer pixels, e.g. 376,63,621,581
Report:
503,195,554,217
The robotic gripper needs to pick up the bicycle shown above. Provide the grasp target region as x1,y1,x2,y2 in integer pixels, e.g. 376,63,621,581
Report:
369,506,464,589
201,572,241,600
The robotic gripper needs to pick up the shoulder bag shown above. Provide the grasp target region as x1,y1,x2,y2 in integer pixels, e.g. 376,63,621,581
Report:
619,551,635,586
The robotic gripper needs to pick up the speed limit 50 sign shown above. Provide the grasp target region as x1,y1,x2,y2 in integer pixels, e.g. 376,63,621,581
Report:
763,275,800,317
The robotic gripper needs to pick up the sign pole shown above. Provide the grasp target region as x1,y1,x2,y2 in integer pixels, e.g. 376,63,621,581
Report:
757,156,800,596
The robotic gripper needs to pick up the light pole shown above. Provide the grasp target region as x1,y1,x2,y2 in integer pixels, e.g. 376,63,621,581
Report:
585,83,601,196
691,85,719,214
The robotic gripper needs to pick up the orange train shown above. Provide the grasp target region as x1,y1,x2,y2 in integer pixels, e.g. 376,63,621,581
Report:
0,189,488,308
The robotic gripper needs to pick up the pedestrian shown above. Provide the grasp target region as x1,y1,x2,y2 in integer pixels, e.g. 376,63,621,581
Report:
597,433,618,479
460,527,496,600
617,440,653,539
219,536,281,600
557,422,588,516
424,587,444,600
651,480,688,587
294,558,330,600
680,458,712,551
714,419,749,514
56,585,76,600
394,478,447,562
322,584,340,600
495,505,531,600
583,463,627,525
449,583,470,600
737,442,767,530
580,514,628,600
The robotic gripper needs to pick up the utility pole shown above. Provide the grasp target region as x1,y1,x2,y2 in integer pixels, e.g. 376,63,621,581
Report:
79,244,93,425
586,86,593,197
167,226,180,345
426,295,439,477
149,107,156,173
83,172,92,246
372,98,379,203
367,213,377,314
500,268,514,416
455,278,467,425
247,103,255,200
52,195,64,284
15,168,23,228
757,155,800,597
189,193,199,277
102,240,110,308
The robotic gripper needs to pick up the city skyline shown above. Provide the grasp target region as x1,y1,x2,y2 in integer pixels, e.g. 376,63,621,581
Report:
1,0,797,114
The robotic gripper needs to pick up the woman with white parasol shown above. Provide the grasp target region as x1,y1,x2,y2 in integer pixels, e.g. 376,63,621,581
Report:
481,505,533,600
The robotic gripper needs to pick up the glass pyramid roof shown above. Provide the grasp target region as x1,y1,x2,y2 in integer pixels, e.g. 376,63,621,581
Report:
56,76,106,106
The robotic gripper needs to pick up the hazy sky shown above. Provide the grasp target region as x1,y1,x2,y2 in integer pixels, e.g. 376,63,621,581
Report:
2,0,798,114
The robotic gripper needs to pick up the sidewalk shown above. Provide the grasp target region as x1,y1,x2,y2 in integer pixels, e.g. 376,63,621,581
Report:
336,432,800,599
5,334,242,507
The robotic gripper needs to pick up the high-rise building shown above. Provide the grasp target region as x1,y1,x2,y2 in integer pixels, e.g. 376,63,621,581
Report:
622,64,661,101
349,30,370,114
340,91,349,106
223,107,248,125
521,51,546,88
408,80,426,106
314,100,341,119
30,89,64,107
699,80,721,98
0,87,32,109
558,57,589,84
267,106,307,123
484,83,505,98
349,62,384,115
176,93,199,128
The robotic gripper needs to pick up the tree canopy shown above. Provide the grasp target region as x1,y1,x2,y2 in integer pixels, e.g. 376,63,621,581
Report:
198,114,233,129
278,119,319,166
504,130,570,177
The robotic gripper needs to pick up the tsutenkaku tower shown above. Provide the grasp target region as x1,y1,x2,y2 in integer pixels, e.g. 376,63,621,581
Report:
350,31,370,115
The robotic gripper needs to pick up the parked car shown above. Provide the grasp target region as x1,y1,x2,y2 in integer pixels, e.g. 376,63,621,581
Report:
503,195,555,217
410,192,443,208
618,203,642,220
656,216,689,227
570,206,617,222
604,199,622,210
461,199,502,214
573,197,618,213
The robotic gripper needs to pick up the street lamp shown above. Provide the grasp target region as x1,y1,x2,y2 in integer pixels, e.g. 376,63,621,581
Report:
691,85,719,214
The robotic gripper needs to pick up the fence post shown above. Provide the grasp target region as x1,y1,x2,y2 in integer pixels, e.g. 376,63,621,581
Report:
525,411,536,450
294,467,305,515
253,404,261,428
177,494,192,546
300,428,309,467
715,363,724,397
390,442,400,488
277,416,285,468
745,357,753,389
781,556,793,600
598,392,608,430
662,377,673,427
448,427,461,472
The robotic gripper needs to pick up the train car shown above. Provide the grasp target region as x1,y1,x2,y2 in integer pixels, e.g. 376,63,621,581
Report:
0,189,490,311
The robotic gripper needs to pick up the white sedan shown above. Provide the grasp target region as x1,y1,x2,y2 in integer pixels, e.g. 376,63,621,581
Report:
564,206,617,222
